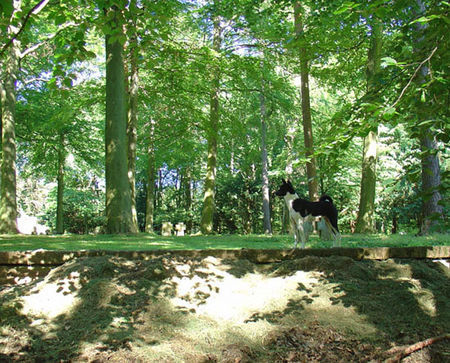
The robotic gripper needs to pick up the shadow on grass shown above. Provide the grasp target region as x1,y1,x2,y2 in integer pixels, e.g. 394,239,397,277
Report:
247,256,450,359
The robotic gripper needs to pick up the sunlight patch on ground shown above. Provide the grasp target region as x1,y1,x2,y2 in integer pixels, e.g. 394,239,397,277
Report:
169,257,319,323
21,272,82,319
197,271,315,322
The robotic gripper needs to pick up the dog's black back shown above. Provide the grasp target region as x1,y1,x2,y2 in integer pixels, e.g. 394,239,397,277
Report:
292,196,339,232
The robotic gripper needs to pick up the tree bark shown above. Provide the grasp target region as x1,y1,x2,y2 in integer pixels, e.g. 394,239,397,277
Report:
200,17,221,235
105,6,136,234
413,0,444,235
145,118,156,233
355,18,382,234
419,131,443,234
183,166,193,234
260,73,272,235
384,334,450,363
56,132,65,234
294,2,318,202
127,28,139,232
0,0,20,234
355,130,378,233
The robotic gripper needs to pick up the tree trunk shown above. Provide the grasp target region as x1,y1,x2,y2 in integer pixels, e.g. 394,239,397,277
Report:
127,30,139,232
56,132,65,234
104,6,136,234
145,118,156,233
294,2,318,202
413,0,444,234
282,125,295,233
419,131,443,234
183,166,193,234
355,18,382,234
200,18,221,235
355,130,378,233
0,0,20,234
260,75,272,235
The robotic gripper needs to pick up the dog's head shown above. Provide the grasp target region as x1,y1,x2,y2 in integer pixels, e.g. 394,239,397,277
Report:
274,179,295,197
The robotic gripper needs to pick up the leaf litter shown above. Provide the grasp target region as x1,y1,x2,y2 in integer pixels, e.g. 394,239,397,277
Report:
0,254,449,362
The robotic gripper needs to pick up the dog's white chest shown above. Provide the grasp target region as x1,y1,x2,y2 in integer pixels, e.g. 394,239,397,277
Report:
284,193,303,221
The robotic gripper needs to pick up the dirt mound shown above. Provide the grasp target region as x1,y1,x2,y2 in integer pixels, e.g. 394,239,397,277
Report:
1,254,449,362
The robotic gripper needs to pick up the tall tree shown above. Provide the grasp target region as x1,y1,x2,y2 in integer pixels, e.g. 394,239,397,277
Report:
294,1,318,201
104,5,136,234
145,117,156,233
200,16,221,234
127,8,139,232
355,18,383,234
0,0,21,234
56,132,65,234
413,0,444,234
260,68,271,234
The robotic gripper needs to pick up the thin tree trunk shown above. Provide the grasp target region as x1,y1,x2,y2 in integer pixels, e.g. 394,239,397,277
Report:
283,125,295,233
200,18,221,235
0,0,20,234
355,18,382,234
105,6,136,234
260,73,272,234
56,132,65,234
413,0,444,234
183,166,193,234
127,29,139,232
145,119,156,233
294,2,318,202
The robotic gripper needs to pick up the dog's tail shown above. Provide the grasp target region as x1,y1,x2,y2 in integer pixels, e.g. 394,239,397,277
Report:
319,195,333,204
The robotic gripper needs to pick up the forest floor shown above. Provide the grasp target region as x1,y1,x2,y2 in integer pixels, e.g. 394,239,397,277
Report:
1,253,449,362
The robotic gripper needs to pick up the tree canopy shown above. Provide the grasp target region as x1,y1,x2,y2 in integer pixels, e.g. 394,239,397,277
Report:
0,0,448,236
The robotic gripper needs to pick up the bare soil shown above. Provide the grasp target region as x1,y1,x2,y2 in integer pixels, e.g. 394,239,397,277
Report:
1,254,449,362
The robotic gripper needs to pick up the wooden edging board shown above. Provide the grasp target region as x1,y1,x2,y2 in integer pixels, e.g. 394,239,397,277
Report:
1,245,449,266
1,246,448,286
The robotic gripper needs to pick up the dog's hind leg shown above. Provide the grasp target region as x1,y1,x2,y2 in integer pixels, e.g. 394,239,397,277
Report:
325,218,341,247
334,231,341,247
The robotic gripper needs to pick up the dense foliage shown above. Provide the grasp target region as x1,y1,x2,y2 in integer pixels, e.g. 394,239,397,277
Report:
0,0,448,235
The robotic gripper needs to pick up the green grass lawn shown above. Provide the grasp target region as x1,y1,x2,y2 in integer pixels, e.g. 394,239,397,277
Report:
0,232,448,251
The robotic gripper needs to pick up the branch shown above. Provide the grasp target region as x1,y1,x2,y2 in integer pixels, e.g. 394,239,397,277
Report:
19,21,77,58
0,0,50,58
383,333,450,363
387,46,438,110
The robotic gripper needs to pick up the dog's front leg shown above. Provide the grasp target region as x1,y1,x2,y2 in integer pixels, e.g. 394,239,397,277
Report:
298,225,306,249
297,218,311,249
290,218,299,248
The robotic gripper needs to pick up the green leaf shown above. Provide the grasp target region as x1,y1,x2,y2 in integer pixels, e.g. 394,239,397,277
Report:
382,107,396,121
381,57,397,67
410,15,442,25
334,2,360,15
0,1,13,17
63,78,73,88
54,14,66,26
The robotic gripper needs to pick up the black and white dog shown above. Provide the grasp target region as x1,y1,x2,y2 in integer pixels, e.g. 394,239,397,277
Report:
275,179,341,248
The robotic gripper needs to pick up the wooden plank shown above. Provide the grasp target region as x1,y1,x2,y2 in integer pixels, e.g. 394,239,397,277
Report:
0,246,449,266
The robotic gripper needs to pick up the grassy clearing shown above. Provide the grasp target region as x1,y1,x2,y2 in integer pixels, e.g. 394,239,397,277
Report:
0,232,448,251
